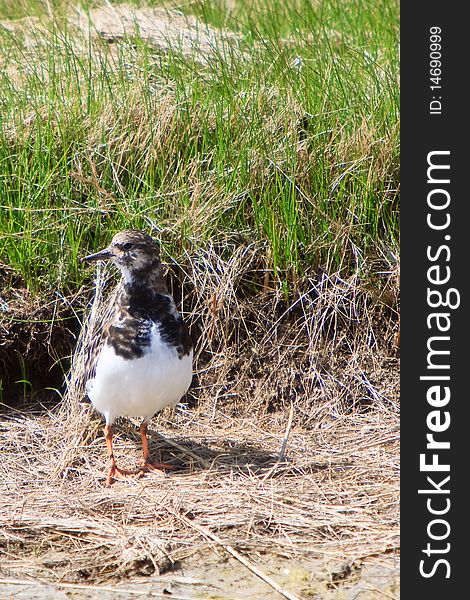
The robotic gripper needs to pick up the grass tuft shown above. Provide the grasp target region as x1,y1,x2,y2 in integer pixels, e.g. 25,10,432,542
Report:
1,0,399,294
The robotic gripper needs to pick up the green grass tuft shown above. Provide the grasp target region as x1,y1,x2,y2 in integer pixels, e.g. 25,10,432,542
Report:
0,0,399,295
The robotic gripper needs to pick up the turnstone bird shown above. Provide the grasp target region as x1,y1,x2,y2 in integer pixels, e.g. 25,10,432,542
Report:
82,230,193,485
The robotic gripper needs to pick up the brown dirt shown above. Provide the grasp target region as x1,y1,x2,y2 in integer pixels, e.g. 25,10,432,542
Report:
0,262,76,399
71,3,245,64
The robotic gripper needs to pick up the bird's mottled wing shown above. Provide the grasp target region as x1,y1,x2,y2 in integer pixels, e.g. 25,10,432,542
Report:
64,265,121,404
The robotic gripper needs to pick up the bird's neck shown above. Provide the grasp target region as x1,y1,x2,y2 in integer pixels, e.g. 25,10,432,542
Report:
121,262,168,297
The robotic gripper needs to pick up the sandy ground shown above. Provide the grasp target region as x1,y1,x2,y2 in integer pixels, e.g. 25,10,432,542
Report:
0,557,399,599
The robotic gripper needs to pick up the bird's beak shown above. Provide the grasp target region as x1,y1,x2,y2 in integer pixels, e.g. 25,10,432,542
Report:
81,247,114,263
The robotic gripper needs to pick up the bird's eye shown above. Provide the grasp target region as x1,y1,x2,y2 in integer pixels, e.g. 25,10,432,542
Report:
122,242,133,250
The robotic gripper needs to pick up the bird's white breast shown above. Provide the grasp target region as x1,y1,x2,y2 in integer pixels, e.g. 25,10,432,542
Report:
86,322,193,425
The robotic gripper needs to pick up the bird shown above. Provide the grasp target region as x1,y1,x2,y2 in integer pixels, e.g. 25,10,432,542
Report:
82,229,193,485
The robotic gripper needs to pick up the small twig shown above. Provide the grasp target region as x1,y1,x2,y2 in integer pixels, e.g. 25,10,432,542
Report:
261,404,294,481
279,403,294,462
164,508,304,600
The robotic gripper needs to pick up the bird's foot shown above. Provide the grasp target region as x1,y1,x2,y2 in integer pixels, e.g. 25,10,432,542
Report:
138,460,175,478
106,464,138,486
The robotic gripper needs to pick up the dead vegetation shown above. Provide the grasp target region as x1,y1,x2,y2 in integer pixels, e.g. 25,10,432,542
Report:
1,240,399,598
0,409,399,596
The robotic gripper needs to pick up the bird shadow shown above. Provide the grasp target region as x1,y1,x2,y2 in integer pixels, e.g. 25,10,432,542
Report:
115,420,328,479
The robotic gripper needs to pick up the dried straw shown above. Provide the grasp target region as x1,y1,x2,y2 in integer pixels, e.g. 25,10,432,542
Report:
1,242,399,596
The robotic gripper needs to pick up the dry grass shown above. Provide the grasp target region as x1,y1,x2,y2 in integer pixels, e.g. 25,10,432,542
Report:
1,242,399,597
0,408,399,587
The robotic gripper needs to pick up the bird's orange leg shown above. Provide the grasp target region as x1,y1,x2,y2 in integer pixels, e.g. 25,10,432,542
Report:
104,424,136,485
139,421,174,475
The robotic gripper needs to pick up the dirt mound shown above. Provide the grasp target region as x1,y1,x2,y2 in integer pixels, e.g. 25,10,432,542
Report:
0,263,76,400
71,3,244,63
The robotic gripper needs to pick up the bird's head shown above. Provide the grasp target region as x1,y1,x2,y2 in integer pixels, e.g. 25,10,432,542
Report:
83,230,161,283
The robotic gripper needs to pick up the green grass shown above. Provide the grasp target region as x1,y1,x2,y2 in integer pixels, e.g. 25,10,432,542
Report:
0,0,399,296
